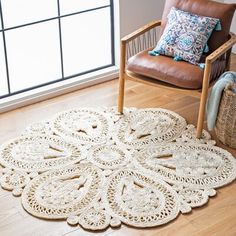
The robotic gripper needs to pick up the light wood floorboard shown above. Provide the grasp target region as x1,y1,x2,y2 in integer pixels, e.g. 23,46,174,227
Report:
0,54,235,236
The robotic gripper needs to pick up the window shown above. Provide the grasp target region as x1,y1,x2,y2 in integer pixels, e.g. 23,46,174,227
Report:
0,0,114,98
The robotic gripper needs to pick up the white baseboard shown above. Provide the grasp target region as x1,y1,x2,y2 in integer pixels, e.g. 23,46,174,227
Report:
0,67,119,114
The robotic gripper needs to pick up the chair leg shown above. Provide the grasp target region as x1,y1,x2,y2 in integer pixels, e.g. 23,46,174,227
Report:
226,52,231,71
196,62,212,138
117,41,126,114
118,73,125,114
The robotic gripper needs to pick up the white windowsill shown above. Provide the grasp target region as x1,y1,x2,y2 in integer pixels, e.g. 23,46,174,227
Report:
0,66,119,113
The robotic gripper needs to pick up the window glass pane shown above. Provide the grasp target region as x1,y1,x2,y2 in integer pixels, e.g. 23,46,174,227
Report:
6,21,62,92
0,33,8,96
61,8,112,77
0,12,2,30
60,0,109,15
1,0,58,28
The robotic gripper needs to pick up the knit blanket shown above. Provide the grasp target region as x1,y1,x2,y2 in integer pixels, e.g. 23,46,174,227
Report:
207,71,236,131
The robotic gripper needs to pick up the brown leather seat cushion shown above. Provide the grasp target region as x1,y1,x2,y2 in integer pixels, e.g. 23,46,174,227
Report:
127,50,226,89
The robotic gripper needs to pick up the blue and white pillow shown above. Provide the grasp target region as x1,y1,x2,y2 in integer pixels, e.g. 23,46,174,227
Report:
149,7,221,67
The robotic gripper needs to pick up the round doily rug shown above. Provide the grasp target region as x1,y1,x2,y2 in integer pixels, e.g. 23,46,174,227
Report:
0,107,235,231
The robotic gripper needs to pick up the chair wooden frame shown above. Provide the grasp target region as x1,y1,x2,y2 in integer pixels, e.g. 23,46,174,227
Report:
117,20,236,138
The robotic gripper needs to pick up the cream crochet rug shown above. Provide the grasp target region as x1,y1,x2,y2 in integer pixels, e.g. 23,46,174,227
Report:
0,107,235,231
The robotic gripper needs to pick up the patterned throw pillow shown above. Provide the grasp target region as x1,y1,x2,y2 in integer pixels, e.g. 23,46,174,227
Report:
149,7,221,66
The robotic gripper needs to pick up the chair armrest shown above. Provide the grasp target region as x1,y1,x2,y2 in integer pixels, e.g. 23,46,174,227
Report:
206,33,236,64
198,33,236,137
121,20,162,44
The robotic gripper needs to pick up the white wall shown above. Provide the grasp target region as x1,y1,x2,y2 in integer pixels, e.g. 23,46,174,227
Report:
118,0,165,38
113,0,165,65
223,0,236,53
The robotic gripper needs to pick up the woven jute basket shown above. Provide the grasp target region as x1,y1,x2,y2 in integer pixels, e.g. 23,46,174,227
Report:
215,83,236,149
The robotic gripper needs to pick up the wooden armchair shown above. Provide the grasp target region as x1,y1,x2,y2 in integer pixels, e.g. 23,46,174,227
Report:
117,0,236,138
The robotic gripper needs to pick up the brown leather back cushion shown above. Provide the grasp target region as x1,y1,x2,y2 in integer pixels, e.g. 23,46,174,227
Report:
160,0,236,54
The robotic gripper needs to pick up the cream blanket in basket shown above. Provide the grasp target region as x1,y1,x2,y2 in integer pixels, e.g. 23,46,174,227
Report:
207,71,236,131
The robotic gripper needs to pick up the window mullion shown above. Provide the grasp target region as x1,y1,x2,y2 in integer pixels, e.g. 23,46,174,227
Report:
0,0,11,95
57,0,64,78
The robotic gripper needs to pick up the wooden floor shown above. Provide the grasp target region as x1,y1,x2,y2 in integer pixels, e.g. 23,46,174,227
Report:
0,54,235,236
